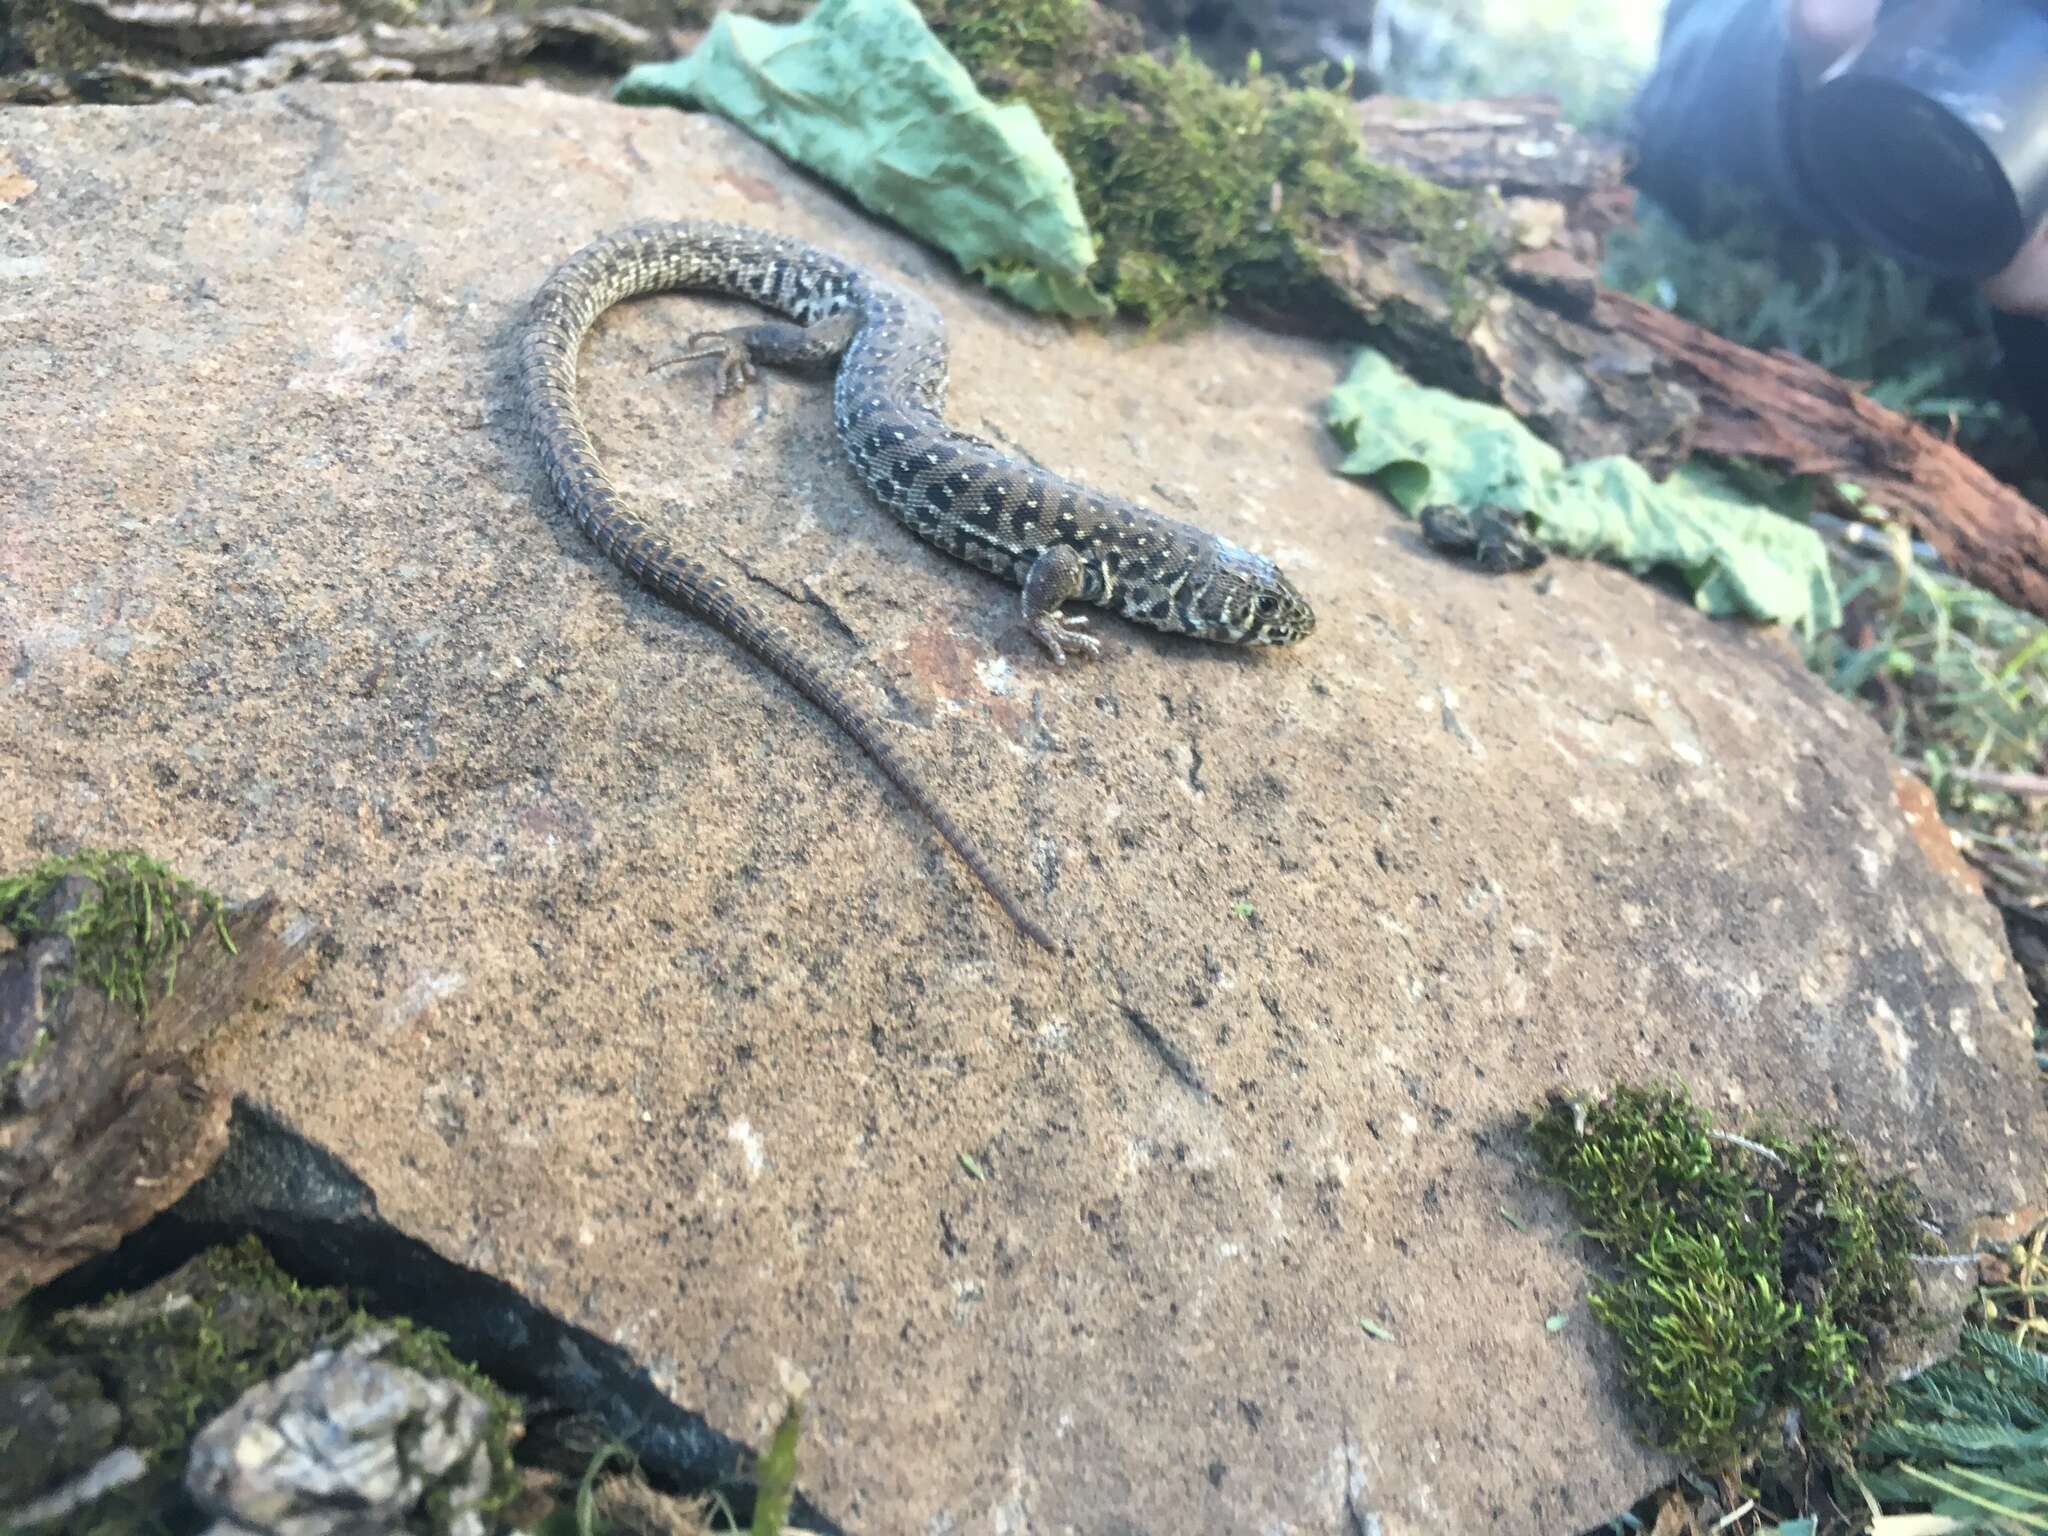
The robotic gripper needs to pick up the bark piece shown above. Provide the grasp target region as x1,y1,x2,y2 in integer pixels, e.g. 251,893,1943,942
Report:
1324,94,2048,623
0,869,318,1305
0,6,658,102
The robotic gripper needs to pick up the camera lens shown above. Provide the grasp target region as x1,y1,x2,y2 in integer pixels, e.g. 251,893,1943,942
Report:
1804,79,2025,280
1798,0,2048,282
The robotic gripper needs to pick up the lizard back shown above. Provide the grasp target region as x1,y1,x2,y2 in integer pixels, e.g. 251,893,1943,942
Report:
827,267,1315,647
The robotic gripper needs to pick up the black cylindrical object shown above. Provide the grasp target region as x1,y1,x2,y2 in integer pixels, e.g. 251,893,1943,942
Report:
1802,0,2048,280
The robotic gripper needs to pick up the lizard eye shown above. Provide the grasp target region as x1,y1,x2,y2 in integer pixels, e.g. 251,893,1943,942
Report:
1255,594,1277,613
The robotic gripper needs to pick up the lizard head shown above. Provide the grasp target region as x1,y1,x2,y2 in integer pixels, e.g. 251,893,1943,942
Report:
1189,540,1316,646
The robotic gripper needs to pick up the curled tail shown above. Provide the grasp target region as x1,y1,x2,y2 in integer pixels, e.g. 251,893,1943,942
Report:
519,221,1059,952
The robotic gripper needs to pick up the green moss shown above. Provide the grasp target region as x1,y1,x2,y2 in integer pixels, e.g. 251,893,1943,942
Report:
49,1237,349,1472
921,0,1496,327
1529,1084,1932,1480
919,0,1105,89
373,1315,523,1531
0,848,234,1022
0,1026,52,1084
20,1237,522,1535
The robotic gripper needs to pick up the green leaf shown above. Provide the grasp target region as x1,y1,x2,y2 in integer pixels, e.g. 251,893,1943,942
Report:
1325,349,1842,635
616,0,1106,316
576,1443,636,1535
1545,1312,1570,1333
2000,627,2048,682
751,1397,802,1536
959,1152,987,1181
982,262,1115,319
1358,1317,1395,1343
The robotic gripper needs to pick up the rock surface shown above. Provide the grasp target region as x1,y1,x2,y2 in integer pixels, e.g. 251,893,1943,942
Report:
2,83,2043,1533
140,1098,810,1524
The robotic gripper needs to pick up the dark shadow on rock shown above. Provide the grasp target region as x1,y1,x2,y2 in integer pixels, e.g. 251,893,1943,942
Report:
38,1097,847,1536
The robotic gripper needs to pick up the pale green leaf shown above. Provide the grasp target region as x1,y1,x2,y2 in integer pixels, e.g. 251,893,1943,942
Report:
616,0,1105,316
1326,349,1842,635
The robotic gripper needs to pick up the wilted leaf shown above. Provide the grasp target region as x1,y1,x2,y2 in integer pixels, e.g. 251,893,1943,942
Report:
617,0,1108,317
1326,349,1841,635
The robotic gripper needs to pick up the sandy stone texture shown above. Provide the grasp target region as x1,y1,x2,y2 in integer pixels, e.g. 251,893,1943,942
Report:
3,82,2042,1533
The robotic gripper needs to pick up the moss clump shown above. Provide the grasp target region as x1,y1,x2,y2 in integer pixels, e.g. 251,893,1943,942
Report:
15,1237,522,1534
921,0,1496,327
1528,1084,1933,1480
0,847,234,1021
920,0,1108,90
47,1237,356,1476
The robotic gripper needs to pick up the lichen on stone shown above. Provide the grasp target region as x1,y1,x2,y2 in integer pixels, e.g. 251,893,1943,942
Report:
1528,1083,1935,1481
186,1327,501,1536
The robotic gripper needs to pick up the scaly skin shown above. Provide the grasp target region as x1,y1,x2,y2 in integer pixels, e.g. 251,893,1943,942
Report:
519,219,1316,950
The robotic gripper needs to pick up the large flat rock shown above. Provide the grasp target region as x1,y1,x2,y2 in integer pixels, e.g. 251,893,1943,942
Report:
3,83,2042,1532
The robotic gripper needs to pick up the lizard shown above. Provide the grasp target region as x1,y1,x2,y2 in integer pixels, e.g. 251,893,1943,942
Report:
518,218,1317,953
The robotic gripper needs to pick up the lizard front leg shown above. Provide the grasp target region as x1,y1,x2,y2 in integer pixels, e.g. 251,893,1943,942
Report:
1022,545,1101,665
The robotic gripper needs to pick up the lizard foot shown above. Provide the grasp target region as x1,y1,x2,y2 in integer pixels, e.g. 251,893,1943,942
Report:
1030,611,1101,666
649,329,758,400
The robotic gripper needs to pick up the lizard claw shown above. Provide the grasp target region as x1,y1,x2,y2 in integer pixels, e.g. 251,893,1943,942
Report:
1030,613,1102,665
649,330,756,401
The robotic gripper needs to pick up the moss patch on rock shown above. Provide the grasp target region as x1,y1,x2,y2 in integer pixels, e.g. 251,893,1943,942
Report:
1528,1084,1935,1481
0,847,234,1022
920,0,1496,327
4,1237,522,1534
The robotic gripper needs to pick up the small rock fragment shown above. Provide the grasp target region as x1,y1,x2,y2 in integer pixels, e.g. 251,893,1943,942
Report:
4,1447,148,1528
0,1353,130,1524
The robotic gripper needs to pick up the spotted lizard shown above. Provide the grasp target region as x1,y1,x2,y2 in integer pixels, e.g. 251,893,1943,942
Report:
519,219,1316,951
